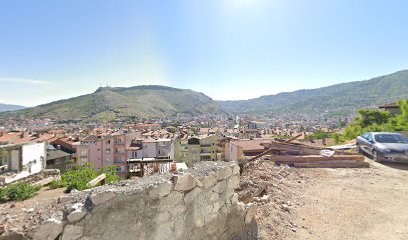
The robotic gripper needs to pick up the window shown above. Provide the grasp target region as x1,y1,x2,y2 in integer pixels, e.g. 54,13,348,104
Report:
80,149,87,156
114,157,123,164
131,151,137,158
47,159,56,165
107,140,111,144
105,148,111,154
200,155,211,161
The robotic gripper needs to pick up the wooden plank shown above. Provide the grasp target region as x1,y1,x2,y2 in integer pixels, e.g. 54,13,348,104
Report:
294,161,370,168
86,173,106,187
274,155,365,163
284,134,303,143
294,160,359,165
33,177,55,186
248,148,275,162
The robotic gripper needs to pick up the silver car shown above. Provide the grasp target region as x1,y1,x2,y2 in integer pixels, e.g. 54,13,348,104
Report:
356,132,408,162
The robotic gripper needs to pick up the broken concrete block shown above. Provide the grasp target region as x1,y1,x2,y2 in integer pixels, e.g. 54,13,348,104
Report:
62,225,83,240
227,175,240,190
148,181,172,198
195,179,203,187
89,191,117,206
184,187,202,205
213,180,226,194
30,221,64,240
231,164,240,175
245,203,257,224
159,191,183,210
230,193,239,204
168,204,186,217
216,167,232,181
200,173,217,189
173,173,196,192
67,209,87,223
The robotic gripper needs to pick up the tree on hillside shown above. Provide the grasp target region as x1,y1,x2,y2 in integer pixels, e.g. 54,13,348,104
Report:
395,100,408,129
356,109,390,128
334,100,408,143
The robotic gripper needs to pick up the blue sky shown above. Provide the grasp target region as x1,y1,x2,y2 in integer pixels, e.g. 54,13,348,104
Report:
1,0,408,106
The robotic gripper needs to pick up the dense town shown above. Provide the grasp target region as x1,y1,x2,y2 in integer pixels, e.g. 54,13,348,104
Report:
0,110,354,185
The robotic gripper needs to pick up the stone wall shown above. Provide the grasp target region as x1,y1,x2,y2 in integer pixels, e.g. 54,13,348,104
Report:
9,162,257,240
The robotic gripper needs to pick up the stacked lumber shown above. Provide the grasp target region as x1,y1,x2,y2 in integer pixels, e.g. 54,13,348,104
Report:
274,155,369,168
250,139,369,168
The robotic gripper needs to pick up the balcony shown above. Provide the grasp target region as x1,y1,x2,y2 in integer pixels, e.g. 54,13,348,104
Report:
200,144,211,147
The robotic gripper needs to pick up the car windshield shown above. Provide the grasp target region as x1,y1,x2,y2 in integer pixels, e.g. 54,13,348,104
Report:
374,134,408,143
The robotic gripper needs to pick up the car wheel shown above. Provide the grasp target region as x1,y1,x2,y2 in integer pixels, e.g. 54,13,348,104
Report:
372,150,381,162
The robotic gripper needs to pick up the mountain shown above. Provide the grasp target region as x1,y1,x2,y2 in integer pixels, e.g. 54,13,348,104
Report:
5,86,225,121
0,103,25,112
218,70,408,115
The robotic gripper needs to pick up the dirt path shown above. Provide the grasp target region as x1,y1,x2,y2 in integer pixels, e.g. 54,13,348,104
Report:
290,159,408,240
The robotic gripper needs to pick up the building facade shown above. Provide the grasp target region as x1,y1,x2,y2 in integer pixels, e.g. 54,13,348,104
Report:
174,135,219,166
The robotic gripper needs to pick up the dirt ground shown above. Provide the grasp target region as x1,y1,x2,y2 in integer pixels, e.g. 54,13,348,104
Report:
253,158,408,240
290,159,408,240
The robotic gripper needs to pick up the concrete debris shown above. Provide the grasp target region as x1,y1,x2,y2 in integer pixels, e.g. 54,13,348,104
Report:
172,173,196,192
236,159,309,239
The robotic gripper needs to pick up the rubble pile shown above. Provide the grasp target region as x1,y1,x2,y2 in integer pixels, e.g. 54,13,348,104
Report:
236,160,309,239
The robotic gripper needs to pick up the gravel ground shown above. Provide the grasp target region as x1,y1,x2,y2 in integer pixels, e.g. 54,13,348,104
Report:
240,158,408,240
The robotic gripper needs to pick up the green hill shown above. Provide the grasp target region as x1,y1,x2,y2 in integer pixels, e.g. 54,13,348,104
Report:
218,70,408,115
6,85,225,121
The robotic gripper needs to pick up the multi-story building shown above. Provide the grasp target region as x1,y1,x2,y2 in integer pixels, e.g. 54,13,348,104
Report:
0,141,47,185
126,139,174,160
174,135,219,166
74,133,137,177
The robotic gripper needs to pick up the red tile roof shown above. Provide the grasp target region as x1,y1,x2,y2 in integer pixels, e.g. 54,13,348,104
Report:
230,139,268,151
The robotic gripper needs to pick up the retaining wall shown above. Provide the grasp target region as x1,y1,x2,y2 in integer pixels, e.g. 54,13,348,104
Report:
10,162,257,240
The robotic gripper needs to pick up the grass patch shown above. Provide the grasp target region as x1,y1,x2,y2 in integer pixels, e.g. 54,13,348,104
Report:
0,183,41,202
50,164,121,192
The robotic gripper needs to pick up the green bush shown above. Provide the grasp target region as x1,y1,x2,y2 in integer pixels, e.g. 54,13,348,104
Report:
50,164,121,192
334,100,408,143
0,183,41,202
49,179,67,190
307,131,332,140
